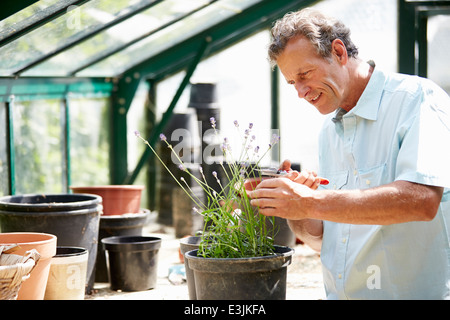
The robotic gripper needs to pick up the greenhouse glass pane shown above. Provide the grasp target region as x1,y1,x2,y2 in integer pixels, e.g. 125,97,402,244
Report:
427,14,450,95
0,0,155,76
23,0,213,76
0,103,8,196
0,0,76,42
13,99,64,194
78,0,262,77
69,97,110,187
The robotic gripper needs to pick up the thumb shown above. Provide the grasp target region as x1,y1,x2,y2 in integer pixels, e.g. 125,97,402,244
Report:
279,159,292,172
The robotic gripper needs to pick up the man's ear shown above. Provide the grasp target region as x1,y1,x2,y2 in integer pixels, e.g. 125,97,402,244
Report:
331,39,348,65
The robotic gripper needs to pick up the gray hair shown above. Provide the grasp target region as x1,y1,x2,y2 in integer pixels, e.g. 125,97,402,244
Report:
268,8,358,68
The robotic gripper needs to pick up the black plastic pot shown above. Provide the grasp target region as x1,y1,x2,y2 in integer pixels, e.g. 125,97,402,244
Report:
95,209,150,282
102,235,161,292
179,236,202,300
185,245,294,300
0,193,102,294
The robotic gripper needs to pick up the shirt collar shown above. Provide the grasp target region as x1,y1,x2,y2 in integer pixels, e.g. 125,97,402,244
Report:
346,64,386,121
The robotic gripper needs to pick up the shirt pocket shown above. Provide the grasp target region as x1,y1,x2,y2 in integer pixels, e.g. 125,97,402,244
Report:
319,170,349,190
358,163,387,189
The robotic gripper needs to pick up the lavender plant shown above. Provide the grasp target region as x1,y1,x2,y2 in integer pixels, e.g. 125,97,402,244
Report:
135,118,280,258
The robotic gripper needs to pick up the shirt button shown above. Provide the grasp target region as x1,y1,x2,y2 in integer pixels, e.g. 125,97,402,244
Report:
366,179,371,185
342,238,346,243
353,169,358,175
338,274,342,279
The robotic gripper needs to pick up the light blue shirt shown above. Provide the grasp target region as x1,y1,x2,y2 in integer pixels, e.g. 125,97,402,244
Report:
318,67,450,299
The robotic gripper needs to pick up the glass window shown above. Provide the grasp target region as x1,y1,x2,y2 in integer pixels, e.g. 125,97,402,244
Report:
13,99,64,194
23,0,214,76
0,0,151,76
427,14,450,95
77,0,262,77
69,97,110,187
0,0,76,43
156,30,272,165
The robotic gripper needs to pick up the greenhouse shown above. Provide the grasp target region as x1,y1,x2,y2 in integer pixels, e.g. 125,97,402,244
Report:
0,0,449,302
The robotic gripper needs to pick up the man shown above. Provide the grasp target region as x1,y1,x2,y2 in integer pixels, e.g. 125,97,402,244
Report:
247,8,450,299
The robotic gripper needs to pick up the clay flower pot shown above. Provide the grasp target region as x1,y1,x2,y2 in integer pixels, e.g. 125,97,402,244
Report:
0,232,57,300
70,185,144,215
243,177,270,191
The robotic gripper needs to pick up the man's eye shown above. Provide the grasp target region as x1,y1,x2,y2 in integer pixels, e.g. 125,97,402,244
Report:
300,71,310,77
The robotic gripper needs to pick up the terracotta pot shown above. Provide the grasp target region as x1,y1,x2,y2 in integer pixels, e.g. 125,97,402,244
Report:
0,232,57,300
243,177,270,191
70,185,144,215
44,247,88,300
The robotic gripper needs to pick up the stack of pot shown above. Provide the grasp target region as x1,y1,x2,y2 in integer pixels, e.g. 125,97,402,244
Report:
188,82,225,196
0,193,103,297
158,108,204,237
70,185,150,283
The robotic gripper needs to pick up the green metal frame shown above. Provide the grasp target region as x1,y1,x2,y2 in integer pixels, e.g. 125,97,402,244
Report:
398,0,450,76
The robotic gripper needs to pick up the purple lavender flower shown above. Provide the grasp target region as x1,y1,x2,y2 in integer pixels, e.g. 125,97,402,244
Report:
233,120,239,127
210,117,216,128
134,130,140,137
271,134,280,145
160,133,167,141
269,134,280,147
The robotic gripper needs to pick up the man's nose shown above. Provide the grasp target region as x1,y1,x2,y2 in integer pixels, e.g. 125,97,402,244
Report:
295,83,310,99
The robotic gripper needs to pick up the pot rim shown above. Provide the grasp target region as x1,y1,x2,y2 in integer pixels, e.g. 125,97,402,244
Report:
54,246,88,258
0,193,102,213
185,245,294,273
0,232,57,245
186,245,294,262
101,236,162,252
70,185,145,191
100,208,149,220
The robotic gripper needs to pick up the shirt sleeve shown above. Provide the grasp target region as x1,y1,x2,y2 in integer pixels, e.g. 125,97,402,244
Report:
395,79,450,188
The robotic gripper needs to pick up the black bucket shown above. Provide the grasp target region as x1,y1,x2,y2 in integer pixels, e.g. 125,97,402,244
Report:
102,235,161,292
95,209,150,282
0,193,102,294
186,246,294,300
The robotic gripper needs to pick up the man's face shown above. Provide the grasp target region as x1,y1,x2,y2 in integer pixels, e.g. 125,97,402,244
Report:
277,36,349,115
